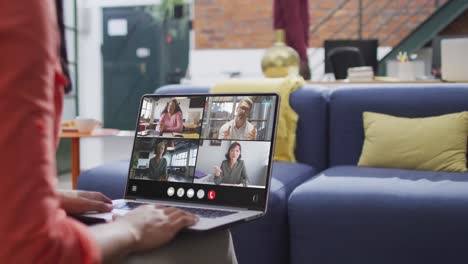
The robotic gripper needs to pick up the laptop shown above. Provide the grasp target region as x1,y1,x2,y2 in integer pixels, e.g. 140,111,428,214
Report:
83,93,280,231
441,37,468,82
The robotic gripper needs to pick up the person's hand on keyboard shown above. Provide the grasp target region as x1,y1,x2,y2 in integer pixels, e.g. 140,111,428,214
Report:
58,190,113,214
113,205,199,252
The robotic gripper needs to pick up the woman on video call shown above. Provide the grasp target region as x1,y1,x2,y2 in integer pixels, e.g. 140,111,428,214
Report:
213,142,249,187
149,141,168,181
159,98,183,133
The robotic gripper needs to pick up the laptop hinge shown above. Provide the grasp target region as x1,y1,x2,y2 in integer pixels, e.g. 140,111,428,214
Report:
134,198,252,211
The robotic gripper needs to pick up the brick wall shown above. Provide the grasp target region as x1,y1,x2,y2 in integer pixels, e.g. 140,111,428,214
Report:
194,0,451,49
194,0,274,49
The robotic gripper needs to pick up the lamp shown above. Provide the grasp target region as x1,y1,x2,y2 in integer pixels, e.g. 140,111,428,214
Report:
261,29,300,78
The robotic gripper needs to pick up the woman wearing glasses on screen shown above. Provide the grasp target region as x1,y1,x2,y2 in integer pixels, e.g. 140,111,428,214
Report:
213,142,249,187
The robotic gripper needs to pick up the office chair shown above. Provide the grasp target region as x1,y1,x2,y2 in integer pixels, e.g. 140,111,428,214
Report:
146,123,157,130
327,47,365,80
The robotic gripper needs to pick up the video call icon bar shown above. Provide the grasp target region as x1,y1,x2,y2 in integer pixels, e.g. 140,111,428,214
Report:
167,186,216,200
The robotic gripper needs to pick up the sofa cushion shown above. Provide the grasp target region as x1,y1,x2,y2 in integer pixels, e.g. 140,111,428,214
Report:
328,84,468,166
358,111,468,172
231,161,315,264
77,160,128,199
289,165,468,264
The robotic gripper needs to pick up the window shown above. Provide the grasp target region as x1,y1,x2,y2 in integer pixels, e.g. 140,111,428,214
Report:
62,0,78,119
141,99,152,119
189,148,197,166
213,102,234,113
171,151,188,166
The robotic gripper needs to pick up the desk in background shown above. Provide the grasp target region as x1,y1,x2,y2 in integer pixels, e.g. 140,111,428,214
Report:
307,77,442,84
60,128,131,189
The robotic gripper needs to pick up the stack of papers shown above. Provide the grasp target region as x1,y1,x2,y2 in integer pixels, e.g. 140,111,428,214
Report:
347,66,374,81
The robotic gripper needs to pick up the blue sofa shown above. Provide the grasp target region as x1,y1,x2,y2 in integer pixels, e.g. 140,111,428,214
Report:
78,83,468,264
289,84,468,264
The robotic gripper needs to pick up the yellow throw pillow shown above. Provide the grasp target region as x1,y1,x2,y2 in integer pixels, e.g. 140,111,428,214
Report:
358,111,468,172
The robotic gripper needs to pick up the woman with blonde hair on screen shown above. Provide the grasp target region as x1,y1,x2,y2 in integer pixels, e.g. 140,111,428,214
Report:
149,141,168,181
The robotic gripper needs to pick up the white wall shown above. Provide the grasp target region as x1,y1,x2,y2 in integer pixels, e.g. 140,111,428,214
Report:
240,141,270,185
185,47,392,85
195,141,271,186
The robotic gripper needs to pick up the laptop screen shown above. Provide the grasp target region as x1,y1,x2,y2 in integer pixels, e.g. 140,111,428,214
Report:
125,93,279,210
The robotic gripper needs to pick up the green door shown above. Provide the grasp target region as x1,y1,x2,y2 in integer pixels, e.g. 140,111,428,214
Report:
102,6,189,130
103,6,161,130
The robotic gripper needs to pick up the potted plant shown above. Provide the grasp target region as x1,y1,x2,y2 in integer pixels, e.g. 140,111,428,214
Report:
160,0,186,19
144,0,186,22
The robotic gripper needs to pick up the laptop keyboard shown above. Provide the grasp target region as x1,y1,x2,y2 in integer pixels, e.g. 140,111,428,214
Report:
113,201,236,219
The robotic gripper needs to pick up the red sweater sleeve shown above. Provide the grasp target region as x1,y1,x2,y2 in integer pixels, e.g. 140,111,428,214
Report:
0,1,100,263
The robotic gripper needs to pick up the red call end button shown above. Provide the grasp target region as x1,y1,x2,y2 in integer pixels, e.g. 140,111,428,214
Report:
208,190,216,200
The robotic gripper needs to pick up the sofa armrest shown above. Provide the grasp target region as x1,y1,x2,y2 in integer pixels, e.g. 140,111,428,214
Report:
77,160,129,199
291,85,329,170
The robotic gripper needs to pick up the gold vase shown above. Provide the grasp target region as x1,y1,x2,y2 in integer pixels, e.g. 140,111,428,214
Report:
261,29,300,78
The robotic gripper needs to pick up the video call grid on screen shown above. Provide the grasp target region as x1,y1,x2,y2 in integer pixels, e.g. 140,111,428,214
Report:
129,94,278,189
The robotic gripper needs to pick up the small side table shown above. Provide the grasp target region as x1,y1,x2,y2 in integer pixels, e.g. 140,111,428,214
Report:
60,128,121,189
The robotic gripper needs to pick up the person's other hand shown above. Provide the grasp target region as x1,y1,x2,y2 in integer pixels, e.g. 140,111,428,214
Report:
247,126,256,140
159,122,165,132
214,165,222,176
223,125,231,139
58,190,113,214
115,205,198,252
